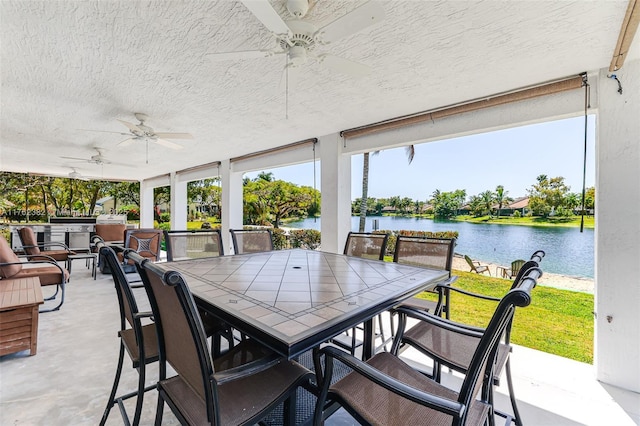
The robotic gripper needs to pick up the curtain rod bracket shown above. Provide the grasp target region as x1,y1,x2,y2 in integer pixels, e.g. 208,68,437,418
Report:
607,74,623,95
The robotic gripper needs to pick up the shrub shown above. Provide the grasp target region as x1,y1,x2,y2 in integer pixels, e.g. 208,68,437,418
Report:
377,229,460,256
120,205,140,221
271,228,288,250
157,222,171,231
290,229,321,250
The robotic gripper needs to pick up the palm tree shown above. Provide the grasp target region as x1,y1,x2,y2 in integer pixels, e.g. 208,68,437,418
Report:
359,146,414,231
494,185,513,218
479,190,495,216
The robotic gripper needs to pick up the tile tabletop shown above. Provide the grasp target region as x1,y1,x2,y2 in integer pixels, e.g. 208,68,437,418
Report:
158,249,448,358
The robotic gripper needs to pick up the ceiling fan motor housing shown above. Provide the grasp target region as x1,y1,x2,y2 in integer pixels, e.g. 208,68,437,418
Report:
286,0,309,18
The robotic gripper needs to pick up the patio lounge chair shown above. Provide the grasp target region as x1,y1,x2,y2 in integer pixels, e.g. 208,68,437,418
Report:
0,235,69,312
133,253,313,425
314,261,543,426
465,254,491,275
17,226,76,269
391,250,545,426
497,259,526,279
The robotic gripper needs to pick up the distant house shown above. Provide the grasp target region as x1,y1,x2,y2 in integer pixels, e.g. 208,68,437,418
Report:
505,197,529,215
94,196,115,214
381,206,396,213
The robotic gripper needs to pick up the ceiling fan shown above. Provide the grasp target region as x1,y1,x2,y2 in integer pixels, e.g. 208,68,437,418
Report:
68,168,89,181
61,147,112,166
82,113,193,150
115,113,192,150
210,0,386,77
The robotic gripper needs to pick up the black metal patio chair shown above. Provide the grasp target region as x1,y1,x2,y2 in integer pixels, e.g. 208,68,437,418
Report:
390,250,545,426
133,253,313,425
314,261,543,426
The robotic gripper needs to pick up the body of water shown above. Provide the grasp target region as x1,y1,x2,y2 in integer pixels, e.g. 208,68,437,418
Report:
286,216,594,278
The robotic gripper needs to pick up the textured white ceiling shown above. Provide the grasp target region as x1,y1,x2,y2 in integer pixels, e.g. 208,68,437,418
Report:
0,0,635,181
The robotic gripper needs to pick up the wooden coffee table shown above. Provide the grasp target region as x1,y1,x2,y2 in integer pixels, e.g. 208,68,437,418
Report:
0,277,44,356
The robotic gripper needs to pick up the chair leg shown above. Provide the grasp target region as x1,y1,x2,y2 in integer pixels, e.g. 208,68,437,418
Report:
100,342,126,426
211,333,225,359
154,392,164,426
39,283,65,313
505,357,523,426
132,361,147,426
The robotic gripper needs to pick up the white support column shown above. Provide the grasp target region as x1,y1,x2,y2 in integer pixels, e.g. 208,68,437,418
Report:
319,133,352,253
595,59,640,393
170,172,188,230
220,159,244,253
139,180,155,228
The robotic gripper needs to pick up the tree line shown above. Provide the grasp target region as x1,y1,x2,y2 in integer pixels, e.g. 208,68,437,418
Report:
1,171,592,225
0,171,320,227
352,175,595,220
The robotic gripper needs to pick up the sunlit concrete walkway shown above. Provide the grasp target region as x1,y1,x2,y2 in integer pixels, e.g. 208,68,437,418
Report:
1,265,638,425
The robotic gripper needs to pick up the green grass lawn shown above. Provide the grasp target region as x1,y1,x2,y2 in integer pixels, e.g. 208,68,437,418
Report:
415,270,594,363
454,215,595,229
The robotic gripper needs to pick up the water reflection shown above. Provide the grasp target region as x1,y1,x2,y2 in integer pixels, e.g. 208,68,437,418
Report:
287,216,594,278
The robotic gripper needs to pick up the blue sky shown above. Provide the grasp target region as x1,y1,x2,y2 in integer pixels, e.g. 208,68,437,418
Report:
245,115,596,201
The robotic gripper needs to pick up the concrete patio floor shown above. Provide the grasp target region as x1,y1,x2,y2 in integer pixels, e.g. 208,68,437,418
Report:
1,264,638,425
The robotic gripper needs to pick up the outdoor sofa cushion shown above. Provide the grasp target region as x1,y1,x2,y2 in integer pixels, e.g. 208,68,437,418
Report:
0,236,22,279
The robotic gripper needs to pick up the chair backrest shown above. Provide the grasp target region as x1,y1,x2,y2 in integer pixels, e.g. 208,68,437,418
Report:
229,229,273,254
511,259,526,276
134,255,215,417
464,255,479,272
0,235,23,279
393,236,456,276
100,245,141,330
124,229,163,261
343,232,389,260
164,229,224,261
456,264,542,423
17,227,40,255
95,224,127,243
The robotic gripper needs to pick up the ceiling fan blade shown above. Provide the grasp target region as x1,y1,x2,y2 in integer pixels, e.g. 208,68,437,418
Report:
60,156,88,161
117,138,136,147
117,119,142,133
153,138,184,150
318,54,372,77
78,128,128,135
240,0,291,36
317,1,386,44
153,132,193,140
208,50,274,61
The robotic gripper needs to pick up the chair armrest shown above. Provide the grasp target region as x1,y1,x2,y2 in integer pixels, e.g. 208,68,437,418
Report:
132,311,154,320
319,346,464,417
16,253,59,263
213,352,281,384
1,257,67,281
395,306,486,336
20,242,72,252
445,285,501,302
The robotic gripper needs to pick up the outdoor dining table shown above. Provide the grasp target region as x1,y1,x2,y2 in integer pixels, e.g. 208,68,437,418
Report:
157,248,449,361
